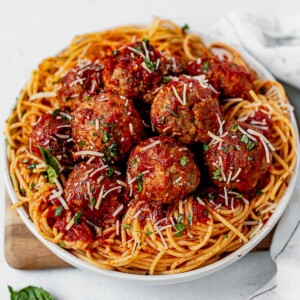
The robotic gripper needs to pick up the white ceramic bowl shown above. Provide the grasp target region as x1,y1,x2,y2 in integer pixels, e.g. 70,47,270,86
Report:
2,34,299,285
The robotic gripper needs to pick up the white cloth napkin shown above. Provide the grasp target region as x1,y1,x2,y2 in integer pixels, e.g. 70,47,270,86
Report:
212,11,300,299
211,11,300,89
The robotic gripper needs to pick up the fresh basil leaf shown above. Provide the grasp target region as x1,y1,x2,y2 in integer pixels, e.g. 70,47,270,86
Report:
74,212,83,224
39,147,59,175
8,285,55,300
46,166,57,184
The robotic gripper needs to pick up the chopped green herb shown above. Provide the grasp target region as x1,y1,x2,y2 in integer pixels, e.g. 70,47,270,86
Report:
180,156,188,167
90,198,96,206
222,147,227,153
131,158,137,165
65,97,71,102
146,229,153,236
248,156,253,161
235,193,243,199
52,108,60,117
161,115,166,124
137,179,143,192
213,167,221,180
241,134,249,144
144,57,155,71
135,45,142,51
59,241,66,248
232,123,238,132
30,182,36,189
84,95,90,101
102,131,109,143
232,146,238,150
203,144,209,151
174,214,185,237
162,76,171,84
102,122,117,128
187,213,192,226
78,140,86,148
106,143,119,159
142,37,149,44
106,166,114,177
8,285,55,300
122,224,132,230
182,23,189,31
90,120,95,125
54,205,63,217
223,234,228,239
247,142,256,150
74,212,83,224
112,50,118,56
257,189,263,196
208,194,215,201
203,61,210,73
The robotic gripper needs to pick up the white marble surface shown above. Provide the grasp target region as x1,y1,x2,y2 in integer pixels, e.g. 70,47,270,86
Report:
1,0,300,299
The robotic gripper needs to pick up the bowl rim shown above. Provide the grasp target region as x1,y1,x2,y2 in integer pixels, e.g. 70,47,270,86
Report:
2,32,299,285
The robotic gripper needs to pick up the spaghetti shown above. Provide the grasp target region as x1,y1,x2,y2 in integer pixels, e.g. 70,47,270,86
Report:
5,18,297,275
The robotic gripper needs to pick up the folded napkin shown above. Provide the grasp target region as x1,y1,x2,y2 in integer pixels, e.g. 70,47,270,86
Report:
211,11,300,89
212,11,300,299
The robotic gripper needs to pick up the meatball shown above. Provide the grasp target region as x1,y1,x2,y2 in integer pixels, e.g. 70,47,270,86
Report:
204,121,272,191
151,75,222,144
57,59,103,111
126,136,200,203
31,112,74,165
187,56,254,99
71,92,144,162
102,40,162,103
64,159,128,228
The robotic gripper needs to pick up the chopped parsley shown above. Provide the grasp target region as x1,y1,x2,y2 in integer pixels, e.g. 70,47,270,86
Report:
187,213,192,226
248,156,253,161
137,173,143,192
78,140,86,148
106,166,114,177
142,37,149,45
241,134,249,144
257,189,263,196
223,234,228,239
162,76,171,84
208,194,215,201
235,193,243,199
174,214,185,237
112,50,118,56
231,123,238,132
131,158,137,165
222,146,227,152
52,109,60,117
30,182,36,189
203,144,209,151
146,229,153,236
144,57,155,71
84,95,90,101
182,23,189,31
180,156,188,167
59,241,66,248
213,167,221,180
74,212,83,224
105,143,119,159
122,224,132,230
54,205,63,217
247,142,256,150
135,45,142,52
90,120,95,125
26,163,37,170
101,131,109,143
90,198,96,206
203,61,210,73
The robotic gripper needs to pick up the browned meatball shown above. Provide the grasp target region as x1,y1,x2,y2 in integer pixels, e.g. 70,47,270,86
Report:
187,56,255,99
126,136,200,204
204,121,272,191
57,59,103,111
71,92,144,162
30,112,74,165
64,159,128,228
102,40,162,103
151,75,222,144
